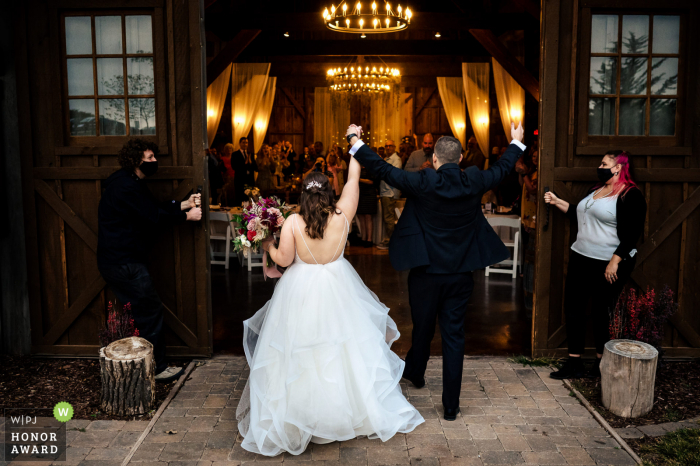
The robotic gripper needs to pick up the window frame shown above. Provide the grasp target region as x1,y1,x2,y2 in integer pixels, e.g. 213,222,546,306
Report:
59,10,163,146
577,8,686,147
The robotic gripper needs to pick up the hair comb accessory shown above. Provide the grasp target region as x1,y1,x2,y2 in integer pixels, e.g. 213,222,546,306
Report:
306,180,323,190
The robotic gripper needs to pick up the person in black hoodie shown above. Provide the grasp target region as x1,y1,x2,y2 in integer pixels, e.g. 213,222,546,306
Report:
544,150,646,380
97,138,202,383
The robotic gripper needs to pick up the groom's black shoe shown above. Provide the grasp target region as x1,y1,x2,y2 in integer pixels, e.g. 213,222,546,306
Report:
402,369,425,389
443,407,460,421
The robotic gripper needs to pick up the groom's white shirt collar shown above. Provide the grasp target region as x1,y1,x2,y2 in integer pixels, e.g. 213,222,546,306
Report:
349,139,526,156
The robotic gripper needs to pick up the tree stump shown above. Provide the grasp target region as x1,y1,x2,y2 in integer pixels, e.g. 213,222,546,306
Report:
600,339,658,418
99,337,156,416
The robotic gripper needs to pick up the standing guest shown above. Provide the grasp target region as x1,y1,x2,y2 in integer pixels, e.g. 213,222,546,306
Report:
256,144,276,191
207,148,225,205
520,148,538,315
545,150,646,379
302,147,316,173
356,165,377,248
399,139,415,168
378,146,386,158
271,144,288,186
97,138,202,383
327,151,347,198
404,133,435,172
230,137,256,205
377,139,402,250
336,146,349,183
300,147,313,174
282,141,298,177
313,141,326,159
220,143,236,206
459,136,486,170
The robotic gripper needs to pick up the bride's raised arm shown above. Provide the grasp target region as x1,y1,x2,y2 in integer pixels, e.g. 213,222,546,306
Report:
336,145,361,220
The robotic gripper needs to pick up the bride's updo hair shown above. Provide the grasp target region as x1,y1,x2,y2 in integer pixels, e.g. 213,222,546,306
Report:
300,172,338,239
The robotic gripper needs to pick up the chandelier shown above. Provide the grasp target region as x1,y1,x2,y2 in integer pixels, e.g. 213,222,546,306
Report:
326,58,401,93
322,2,413,34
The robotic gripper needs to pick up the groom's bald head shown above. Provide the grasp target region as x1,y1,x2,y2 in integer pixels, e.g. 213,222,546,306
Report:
434,136,462,166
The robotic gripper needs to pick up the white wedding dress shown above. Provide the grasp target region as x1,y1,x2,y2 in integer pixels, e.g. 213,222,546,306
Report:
236,212,424,456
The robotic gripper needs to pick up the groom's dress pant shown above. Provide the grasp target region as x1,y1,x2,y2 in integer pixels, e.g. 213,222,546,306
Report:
404,266,474,410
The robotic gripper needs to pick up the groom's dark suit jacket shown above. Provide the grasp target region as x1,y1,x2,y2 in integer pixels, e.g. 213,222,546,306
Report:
351,141,525,274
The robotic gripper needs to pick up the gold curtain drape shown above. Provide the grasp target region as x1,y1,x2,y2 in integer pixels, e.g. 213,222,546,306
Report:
462,63,490,158
492,58,525,136
205,63,231,148
314,88,350,152
231,63,270,150
436,77,467,149
369,95,403,148
252,77,277,154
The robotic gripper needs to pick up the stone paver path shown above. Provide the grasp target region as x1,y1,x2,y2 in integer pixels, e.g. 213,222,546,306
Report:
2,356,640,465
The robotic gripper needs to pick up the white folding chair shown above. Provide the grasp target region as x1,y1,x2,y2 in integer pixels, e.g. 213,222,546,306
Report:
242,247,264,272
209,212,232,269
485,216,521,279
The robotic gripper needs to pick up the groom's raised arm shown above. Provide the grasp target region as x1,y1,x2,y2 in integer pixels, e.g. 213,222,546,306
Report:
474,122,526,193
348,137,422,197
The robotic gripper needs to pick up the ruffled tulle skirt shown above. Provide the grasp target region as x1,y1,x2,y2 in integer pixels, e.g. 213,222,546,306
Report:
236,257,424,456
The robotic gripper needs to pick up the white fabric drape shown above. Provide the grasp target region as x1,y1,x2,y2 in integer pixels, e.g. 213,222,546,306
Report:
314,88,350,151
369,95,403,148
436,77,467,149
462,63,490,158
252,77,277,154
492,58,525,137
206,63,231,148
231,63,270,150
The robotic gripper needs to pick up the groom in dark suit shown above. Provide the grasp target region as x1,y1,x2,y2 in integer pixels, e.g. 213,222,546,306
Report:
347,122,526,420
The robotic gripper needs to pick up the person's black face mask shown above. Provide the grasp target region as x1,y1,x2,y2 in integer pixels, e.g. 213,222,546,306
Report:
597,167,615,183
140,160,159,177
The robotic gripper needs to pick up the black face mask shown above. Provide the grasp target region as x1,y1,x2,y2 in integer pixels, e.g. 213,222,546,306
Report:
597,167,615,183
140,160,159,177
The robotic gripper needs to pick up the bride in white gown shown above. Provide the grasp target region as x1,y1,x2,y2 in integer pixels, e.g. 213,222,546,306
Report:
235,144,424,457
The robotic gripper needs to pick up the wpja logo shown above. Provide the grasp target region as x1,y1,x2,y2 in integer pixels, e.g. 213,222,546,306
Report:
3,405,68,462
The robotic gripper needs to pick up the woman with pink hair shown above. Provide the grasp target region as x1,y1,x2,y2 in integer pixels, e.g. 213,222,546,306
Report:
543,150,646,380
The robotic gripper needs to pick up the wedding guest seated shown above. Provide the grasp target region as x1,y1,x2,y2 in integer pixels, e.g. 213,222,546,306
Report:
459,136,485,170
97,138,201,383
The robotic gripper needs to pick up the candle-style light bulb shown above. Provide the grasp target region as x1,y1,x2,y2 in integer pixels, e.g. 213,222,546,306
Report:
331,5,335,14
386,3,391,12
324,8,329,17
373,18,378,27
397,4,402,14
372,2,376,12
385,18,390,27
359,18,364,28
346,18,350,27
406,7,411,20
343,3,347,14
357,2,361,14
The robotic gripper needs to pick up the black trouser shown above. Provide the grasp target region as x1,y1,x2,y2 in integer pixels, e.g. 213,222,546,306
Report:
99,263,167,374
564,250,636,355
404,267,474,410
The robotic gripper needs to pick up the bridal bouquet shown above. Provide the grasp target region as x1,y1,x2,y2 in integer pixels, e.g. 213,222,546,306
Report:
231,196,291,257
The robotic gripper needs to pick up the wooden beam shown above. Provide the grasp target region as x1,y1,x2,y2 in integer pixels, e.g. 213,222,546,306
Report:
553,167,700,183
576,146,692,156
634,186,700,266
246,39,488,57
34,179,98,253
206,29,260,86
42,275,105,345
55,145,168,156
511,0,540,20
415,88,437,119
280,88,306,120
468,29,540,100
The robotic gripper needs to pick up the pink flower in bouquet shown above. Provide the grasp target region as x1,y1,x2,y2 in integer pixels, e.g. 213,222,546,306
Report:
247,217,260,231
276,215,285,227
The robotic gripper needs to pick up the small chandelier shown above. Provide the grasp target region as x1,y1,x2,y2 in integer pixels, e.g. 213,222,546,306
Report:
327,58,401,93
322,2,413,34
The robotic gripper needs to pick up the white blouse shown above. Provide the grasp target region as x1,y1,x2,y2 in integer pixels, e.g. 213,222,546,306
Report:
570,191,620,261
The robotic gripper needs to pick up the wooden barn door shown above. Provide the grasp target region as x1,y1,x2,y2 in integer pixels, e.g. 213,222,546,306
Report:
16,0,211,357
534,0,700,357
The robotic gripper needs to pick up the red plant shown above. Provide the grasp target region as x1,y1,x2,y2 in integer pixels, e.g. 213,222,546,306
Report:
609,285,678,347
98,301,140,347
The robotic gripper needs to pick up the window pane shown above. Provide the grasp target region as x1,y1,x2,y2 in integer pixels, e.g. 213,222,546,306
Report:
127,58,154,95
96,58,124,95
65,16,92,55
650,99,676,136
589,57,617,94
66,58,94,96
129,98,156,135
651,58,678,95
588,98,615,135
99,99,126,135
69,99,95,136
95,16,122,54
591,15,619,53
125,16,153,54
620,57,648,95
619,99,646,135
653,16,680,54
622,15,649,54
